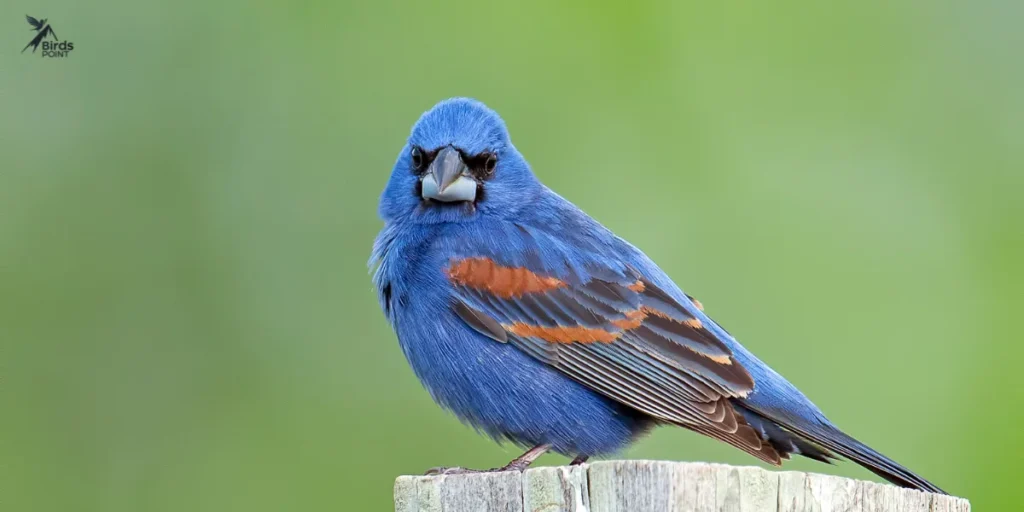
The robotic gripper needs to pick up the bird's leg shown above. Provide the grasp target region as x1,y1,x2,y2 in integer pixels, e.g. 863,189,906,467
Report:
497,443,551,472
425,444,552,476
569,455,589,465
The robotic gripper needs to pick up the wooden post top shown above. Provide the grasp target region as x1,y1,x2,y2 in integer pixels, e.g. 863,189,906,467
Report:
394,460,968,512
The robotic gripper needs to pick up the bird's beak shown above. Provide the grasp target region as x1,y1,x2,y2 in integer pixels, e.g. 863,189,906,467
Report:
421,147,477,202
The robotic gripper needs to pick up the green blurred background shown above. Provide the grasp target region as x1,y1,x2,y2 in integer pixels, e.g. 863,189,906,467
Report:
2,1,1021,510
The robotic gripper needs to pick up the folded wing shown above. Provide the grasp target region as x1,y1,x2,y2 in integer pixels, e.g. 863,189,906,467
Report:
446,255,786,464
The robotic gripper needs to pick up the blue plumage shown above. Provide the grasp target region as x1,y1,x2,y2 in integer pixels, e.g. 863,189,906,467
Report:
371,98,943,493
373,221,651,456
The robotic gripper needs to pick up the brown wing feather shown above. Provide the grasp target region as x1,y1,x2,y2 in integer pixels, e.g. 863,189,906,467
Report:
447,257,768,458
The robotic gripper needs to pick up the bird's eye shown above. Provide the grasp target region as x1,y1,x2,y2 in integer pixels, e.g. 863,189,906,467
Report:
411,146,424,171
483,153,497,176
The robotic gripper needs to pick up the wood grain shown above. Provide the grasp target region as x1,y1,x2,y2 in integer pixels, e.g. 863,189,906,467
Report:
394,460,969,512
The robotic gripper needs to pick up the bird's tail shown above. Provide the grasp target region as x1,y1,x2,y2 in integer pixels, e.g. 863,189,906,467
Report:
784,420,944,494
737,404,944,493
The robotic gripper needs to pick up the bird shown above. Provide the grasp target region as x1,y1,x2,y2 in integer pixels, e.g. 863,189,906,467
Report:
370,97,945,494
23,15,57,53
26,15,47,31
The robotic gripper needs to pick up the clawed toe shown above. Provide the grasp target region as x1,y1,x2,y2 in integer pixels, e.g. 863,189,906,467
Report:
497,461,530,473
424,466,480,476
424,465,522,475
424,444,553,477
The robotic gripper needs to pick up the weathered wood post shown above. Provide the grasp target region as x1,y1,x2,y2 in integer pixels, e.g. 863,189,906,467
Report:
394,460,969,512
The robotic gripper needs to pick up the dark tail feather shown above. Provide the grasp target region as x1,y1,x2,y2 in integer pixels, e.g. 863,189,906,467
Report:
736,405,944,494
740,409,836,463
786,423,944,494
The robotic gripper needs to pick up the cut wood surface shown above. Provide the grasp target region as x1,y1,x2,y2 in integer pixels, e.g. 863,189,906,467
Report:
394,460,968,512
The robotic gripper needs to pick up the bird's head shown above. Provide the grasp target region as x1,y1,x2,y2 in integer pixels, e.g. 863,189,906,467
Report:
378,98,542,224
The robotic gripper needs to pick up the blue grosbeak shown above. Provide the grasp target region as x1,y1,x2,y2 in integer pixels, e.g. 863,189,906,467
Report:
371,98,944,494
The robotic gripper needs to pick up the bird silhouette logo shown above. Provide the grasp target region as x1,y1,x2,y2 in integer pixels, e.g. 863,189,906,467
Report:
23,15,58,53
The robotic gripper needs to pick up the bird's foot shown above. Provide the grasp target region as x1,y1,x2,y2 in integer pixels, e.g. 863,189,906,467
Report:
570,455,590,465
424,466,480,476
496,459,533,473
424,460,534,476
424,444,553,476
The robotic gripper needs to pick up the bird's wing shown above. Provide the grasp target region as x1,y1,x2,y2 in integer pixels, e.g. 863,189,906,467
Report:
445,239,784,464
26,15,41,29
